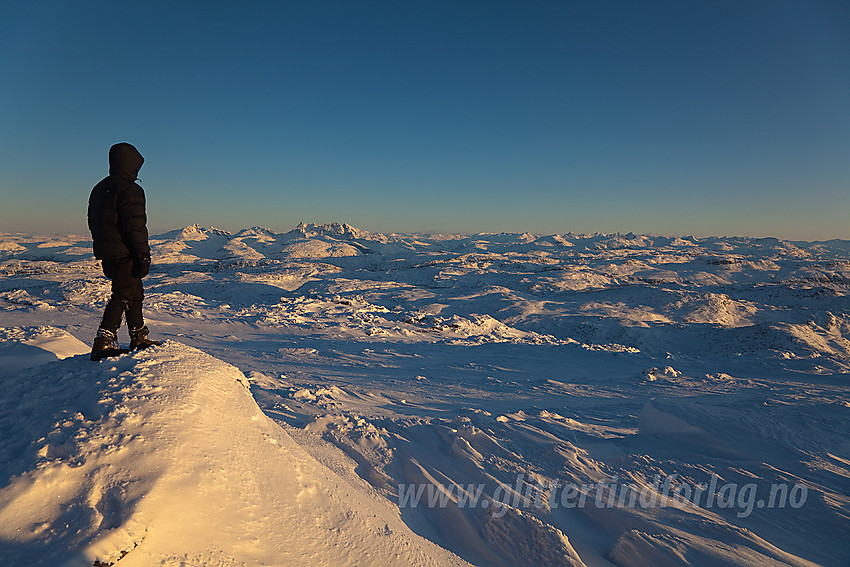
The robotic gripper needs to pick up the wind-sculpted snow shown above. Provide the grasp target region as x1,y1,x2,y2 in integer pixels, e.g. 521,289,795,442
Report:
1,224,849,566
0,341,472,566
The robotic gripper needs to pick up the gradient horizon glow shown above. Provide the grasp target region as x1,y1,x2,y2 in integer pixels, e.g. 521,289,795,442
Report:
1,1,848,240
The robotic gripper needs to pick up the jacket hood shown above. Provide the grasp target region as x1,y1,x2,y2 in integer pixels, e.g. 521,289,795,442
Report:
108,142,144,180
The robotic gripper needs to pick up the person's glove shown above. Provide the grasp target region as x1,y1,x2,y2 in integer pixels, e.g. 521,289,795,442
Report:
132,254,151,278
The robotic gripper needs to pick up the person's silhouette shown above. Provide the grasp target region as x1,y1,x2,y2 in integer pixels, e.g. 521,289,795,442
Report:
87,142,161,360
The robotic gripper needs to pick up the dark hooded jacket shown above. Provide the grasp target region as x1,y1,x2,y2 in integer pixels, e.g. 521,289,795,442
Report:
88,143,151,260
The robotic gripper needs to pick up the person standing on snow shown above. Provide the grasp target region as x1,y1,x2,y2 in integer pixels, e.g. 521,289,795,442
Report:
87,142,161,361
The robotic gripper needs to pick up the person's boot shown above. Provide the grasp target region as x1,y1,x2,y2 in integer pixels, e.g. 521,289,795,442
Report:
129,325,161,351
90,328,127,361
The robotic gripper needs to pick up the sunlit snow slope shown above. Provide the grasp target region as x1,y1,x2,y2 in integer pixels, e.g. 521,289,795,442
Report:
0,340,471,567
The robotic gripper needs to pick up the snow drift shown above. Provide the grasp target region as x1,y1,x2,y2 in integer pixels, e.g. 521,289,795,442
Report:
0,341,469,567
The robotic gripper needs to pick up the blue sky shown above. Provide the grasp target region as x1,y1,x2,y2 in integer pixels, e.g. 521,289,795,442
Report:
1,1,848,239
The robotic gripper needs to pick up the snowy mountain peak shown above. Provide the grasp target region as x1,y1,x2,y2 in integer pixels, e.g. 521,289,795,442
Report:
290,221,375,241
235,226,277,238
171,224,230,241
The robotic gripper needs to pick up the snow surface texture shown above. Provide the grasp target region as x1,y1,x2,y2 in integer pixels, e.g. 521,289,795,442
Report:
1,222,849,566
0,341,469,567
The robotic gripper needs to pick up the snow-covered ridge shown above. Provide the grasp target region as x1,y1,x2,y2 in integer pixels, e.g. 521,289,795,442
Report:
288,221,381,241
4,223,850,265
0,341,471,567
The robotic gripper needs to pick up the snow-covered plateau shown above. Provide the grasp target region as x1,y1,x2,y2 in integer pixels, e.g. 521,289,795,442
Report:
1,222,848,566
